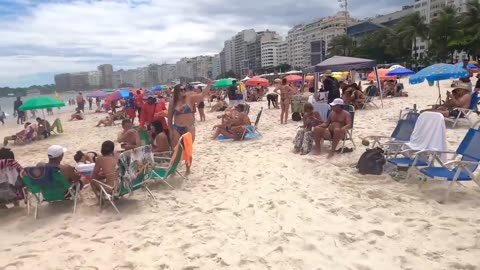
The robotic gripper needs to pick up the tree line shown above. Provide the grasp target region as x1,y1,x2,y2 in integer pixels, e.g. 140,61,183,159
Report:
328,0,480,69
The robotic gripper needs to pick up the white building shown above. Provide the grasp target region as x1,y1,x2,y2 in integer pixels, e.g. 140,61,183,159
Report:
260,33,283,68
277,41,288,65
192,55,213,80
159,64,176,84
223,39,235,73
212,54,221,79
414,0,448,59
233,29,256,77
287,24,306,68
88,71,101,87
176,57,195,81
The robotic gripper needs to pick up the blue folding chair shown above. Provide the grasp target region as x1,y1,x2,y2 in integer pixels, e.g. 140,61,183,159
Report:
409,128,480,202
362,86,379,109
367,112,419,149
446,92,480,128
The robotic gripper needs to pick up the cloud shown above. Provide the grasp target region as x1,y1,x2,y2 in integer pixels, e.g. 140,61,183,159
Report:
0,0,411,87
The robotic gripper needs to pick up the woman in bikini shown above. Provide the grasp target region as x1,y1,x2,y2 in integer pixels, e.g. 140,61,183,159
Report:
167,83,211,173
274,78,296,124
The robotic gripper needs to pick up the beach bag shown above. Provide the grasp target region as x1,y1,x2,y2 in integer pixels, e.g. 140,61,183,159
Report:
356,148,386,175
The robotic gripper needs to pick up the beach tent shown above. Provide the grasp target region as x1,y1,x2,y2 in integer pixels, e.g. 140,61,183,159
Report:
303,55,383,107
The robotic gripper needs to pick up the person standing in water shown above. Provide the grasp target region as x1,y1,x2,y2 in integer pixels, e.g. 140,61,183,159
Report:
274,78,295,124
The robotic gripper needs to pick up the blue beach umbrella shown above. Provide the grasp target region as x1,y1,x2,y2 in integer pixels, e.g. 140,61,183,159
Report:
386,68,415,77
454,63,478,69
150,85,168,92
409,63,468,103
118,89,131,98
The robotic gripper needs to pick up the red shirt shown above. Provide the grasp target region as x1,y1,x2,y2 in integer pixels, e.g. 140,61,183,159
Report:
140,99,167,129
134,94,144,109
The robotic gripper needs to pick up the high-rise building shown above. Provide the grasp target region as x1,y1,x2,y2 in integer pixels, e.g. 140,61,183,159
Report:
277,41,288,65
54,73,71,91
88,71,101,87
303,11,357,66
97,64,113,88
244,30,282,73
219,50,226,76
233,29,256,77
69,72,89,90
176,57,195,82
287,24,306,68
223,39,235,73
212,54,221,79
159,64,176,84
147,64,160,87
192,55,213,80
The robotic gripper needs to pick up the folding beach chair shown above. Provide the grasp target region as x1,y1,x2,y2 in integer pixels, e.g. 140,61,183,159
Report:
0,159,25,207
49,118,64,135
334,104,356,153
312,102,330,123
362,86,379,109
408,128,480,202
386,112,446,172
241,107,263,140
445,92,480,128
91,145,157,214
152,135,188,187
22,166,80,219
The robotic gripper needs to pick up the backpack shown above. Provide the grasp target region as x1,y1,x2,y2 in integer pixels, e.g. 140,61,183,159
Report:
356,147,386,175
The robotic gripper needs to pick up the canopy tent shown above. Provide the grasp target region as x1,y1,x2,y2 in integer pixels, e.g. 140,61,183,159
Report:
303,56,377,73
303,55,382,107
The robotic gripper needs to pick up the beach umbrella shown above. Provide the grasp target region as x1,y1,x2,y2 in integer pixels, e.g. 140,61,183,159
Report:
367,69,396,80
106,91,123,101
213,78,234,89
87,90,107,98
19,96,66,119
305,75,314,81
245,77,269,87
285,75,303,82
151,85,168,91
409,63,469,104
386,68,416,77
454,63,478,69
388,64,406,70
118,89,131,98
105,89,115,93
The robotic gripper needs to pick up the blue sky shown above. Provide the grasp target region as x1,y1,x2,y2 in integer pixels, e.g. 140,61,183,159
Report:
0,0,411,87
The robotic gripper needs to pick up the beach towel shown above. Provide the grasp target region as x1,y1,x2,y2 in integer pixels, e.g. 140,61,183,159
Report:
406,112,447,160
117,145,154,194
24,166,59,186
0,159,23,185
182,132,193,167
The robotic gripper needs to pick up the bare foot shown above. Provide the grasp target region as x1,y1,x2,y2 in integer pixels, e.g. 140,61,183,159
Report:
327,152,335,159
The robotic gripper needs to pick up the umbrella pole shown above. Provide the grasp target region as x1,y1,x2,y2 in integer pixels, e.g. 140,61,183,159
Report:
373,66,383,108
42,109,45,120
437,81,442,105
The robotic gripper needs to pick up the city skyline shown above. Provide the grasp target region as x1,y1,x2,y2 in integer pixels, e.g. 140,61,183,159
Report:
0,0,411,87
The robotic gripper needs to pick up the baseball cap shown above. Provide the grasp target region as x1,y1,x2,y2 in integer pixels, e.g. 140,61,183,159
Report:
47,145,67,158
329,98,344,107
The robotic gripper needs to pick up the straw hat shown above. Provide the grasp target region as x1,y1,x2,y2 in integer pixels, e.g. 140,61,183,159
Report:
274,78,281,82
324,70,333,76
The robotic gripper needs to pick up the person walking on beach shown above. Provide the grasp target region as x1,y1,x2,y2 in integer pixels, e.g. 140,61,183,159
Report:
13,97,24,125
0,106,5,125
76,93,85,112
135,89,144,122
88,97,93,110
274,78,295,124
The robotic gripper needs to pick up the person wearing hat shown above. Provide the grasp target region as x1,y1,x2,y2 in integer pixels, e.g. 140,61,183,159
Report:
323,70,341,104
422,87,472,118
46,145,82,186
313,98,352,158
460,59,473,92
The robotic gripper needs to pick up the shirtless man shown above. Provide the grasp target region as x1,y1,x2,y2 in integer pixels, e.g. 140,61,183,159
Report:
117,119,141,150
422,88,471,118
313,98,352,158
91,140,118,200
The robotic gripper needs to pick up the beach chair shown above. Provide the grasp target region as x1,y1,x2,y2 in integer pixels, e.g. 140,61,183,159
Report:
92,145,157,214
241,107,263,140
151,135,188,187
362,86,379,109
313,102,330,123
408,128,480,202
22,166,81,219
333,104,356,153
49,118,64,135
445,92,480,128
386,112,446,172
0,159,25,207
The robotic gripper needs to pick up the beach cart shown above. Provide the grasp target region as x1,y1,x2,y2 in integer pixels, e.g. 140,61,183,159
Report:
291,94,309,121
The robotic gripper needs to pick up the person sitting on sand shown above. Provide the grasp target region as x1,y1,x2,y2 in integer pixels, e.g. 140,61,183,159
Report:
69,109,84,121
313,98,352,158
212,104,251,140
150,120,170,153
117,119,141,151
421,88,471,118
96,111,114,127
73,151,97,165
293,102,324,155
3,122,32,146
43,145,83,186
210,97,228,112
36,117,52,138
90,140,118,200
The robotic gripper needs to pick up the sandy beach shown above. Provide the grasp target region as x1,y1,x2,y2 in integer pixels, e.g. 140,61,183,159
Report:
1,80,480,270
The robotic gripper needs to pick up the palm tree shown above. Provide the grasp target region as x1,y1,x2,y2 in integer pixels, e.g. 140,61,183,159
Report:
429,6,462,62
398,12,429,66
462,0,480,59
328,35,354,56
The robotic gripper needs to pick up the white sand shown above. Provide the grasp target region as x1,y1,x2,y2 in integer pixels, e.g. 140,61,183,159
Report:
1,80,480,270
